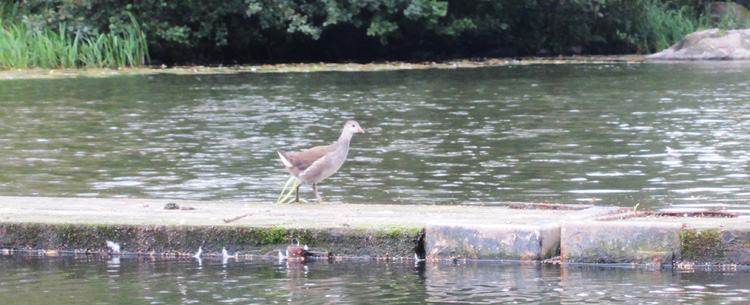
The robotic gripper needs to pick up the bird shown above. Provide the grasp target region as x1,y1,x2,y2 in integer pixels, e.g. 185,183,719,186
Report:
277,120,365,203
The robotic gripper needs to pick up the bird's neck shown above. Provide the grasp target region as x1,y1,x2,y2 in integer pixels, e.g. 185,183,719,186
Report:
337,131,353,143
335,132,353,154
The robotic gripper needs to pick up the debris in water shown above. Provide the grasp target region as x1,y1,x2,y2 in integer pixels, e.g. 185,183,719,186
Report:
286,245,308,261
106,241,121,254
654,210,737,218
414,253,425,265
541,256,562,265
222,247,237,265
222,247,236,259
277,245,331,261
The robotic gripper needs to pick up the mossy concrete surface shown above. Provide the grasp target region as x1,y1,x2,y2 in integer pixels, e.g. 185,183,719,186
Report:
0,196,563,258
622,215,750,265
3,196,750,264
561,221,683,264
426,223,557,260
0,223,422,257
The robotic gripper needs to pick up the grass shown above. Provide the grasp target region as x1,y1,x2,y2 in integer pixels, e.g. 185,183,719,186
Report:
277,176,307,204
630,1,750,53
629,0,712,53
0,4,148,69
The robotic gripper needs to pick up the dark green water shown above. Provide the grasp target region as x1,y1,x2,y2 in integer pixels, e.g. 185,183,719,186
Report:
2,63,750,209
1,255,749,304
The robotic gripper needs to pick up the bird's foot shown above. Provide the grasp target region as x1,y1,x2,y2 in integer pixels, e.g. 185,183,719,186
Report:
313,184,324,204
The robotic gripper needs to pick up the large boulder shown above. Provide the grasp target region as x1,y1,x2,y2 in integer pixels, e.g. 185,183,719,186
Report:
646,28,750,60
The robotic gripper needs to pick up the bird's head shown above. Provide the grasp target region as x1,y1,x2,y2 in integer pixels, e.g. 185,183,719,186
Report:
343,120,365,135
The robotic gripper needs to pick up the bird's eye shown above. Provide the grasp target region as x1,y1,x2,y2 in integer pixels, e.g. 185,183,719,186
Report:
351,124,355,127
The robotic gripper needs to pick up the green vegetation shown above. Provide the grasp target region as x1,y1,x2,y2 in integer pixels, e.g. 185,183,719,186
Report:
681,229,724,261
277,176,307,204
630,0,712,53
1,0,749,67
0,1,148,69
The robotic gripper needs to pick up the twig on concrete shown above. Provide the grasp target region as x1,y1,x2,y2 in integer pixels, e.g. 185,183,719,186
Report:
223,213,251,223
509,202,593,210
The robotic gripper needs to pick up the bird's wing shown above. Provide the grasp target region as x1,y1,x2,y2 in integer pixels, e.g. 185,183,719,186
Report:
287,142,336,171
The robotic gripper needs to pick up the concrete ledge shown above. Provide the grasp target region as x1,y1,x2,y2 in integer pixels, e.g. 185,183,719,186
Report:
425,223,559,260
1,196,750,265
561,221,683,264
0,222,422,258
424,207,628,261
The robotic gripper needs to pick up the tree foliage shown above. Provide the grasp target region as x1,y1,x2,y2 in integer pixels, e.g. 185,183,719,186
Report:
3,0,738,64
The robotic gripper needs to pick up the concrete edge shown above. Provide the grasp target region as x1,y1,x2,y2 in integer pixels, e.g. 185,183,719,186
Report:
0,223,423,258
2,206,750,266
560,221,683,264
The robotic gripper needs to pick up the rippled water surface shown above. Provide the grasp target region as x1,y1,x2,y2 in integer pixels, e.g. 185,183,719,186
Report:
2,63,750,208
1,255,749,304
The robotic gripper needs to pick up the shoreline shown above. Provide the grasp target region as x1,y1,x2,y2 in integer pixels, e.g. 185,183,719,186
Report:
0,55,646,80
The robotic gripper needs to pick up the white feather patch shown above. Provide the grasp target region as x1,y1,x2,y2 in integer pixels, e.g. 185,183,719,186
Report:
278,151,293,168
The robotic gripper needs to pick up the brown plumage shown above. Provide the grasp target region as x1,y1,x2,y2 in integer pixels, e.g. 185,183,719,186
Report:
277,121,365,203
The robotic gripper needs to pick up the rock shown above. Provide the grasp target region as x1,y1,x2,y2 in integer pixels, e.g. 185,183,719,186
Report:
646,28,750,60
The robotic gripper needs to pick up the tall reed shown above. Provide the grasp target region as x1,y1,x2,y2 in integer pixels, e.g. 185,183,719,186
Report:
630,0,712,53
0,8,149,69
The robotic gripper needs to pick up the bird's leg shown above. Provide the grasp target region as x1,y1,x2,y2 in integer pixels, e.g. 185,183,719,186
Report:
313,184,324,203
295,184,301,203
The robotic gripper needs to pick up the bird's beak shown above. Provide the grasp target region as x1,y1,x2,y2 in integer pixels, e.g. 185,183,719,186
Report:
358,127,365,134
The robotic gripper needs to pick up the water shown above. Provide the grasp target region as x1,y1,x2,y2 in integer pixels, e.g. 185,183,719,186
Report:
1,255,749,304
2,63,750,208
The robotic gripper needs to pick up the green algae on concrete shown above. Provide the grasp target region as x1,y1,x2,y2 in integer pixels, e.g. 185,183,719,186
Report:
681,229,724,261
425,223,560,260
0,223,423,258
561,221,683,264
679,229,750,265
721,230,750,265
0,196,565,258
613,214,750,265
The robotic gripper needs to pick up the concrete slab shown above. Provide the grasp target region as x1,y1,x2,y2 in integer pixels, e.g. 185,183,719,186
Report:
0,196,567,229
561,221,683,264
0,196,569,258
424,207,627,260
612,214,750,265
618,214,750,230
425,223,559,260
2,196,749,264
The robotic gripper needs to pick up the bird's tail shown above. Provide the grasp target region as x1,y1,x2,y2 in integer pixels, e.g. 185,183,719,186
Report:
277,150,293,168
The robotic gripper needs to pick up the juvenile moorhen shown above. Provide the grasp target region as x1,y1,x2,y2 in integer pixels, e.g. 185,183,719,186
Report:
277,121,365,203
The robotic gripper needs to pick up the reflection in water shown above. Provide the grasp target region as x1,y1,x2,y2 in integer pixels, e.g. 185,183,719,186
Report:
2,63,750,208
0,256,749,304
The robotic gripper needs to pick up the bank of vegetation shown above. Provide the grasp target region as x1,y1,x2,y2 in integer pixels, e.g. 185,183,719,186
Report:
1,0,749,69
